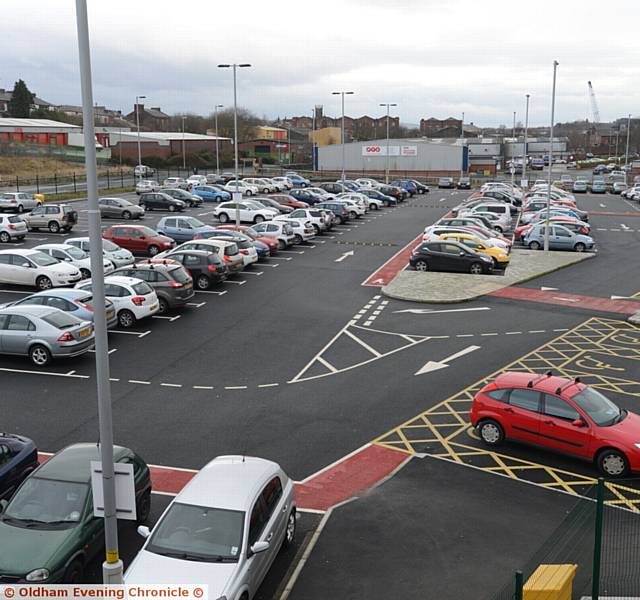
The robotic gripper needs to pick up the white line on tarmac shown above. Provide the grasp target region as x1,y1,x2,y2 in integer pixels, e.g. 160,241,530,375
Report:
269,257,293,261
222,280,246,285
0,289,31,294
186,302,206,307
261,263,280,268
279,250,305,254
195,290,227,295
225,385,248,390
152,315,181,321
193,385,214,390
160,383,183,388
89,348,117,354
128,379,151,385
0,367,90,379
241,271,263,276
258,383,279,388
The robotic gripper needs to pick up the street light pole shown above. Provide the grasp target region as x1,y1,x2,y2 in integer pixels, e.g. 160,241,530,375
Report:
460,111,465,179
511,111,516,188
380,102,397,184
625,113,632,186
218,63,251,227
135,94,146,176
332,91,354,180
74,0,121,584
544,60,559,254
181,116,186,171
214,104,223,175
522,95,530,187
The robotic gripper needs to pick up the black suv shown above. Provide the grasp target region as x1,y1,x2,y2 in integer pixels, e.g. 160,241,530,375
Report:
157,250,229,290
159,188,203,208
112,261,194,313
139,192,186,212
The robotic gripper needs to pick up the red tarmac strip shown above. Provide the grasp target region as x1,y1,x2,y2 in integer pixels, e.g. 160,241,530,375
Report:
362,234,424,287
490,287,640,315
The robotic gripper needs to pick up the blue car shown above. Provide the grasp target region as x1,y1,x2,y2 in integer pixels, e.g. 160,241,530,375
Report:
286,174,310,188
0,289,118,328
156,216,218,242
289,189,323,205
192,185,231,202
361,188,398,206
591,180,608,193
336,180,362,192
0,433,38,500
390,179,418,195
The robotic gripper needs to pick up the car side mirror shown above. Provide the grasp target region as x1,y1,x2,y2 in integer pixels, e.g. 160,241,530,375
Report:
64,257,72,262
250,541,270,556
459,252,466,256
0,499,8,513
137,525,150,538
571,418,586,428
139,236,146,240
22,262,31,268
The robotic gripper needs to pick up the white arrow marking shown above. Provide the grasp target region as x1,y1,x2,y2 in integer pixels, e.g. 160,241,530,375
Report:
600,203,606,208
552,296,580,302
415,345,481,375
370,278,386,284
394,307,490,315
541,286,559,291
621,224,630,230
335,250,355,263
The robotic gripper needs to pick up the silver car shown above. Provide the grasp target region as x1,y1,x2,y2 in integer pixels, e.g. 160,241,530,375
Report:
0,192,41,214
66,237,134,268
0,305,94,366
0,215,28,242
99,197,145,220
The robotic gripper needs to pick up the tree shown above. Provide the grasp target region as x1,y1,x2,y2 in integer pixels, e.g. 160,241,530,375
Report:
8,79,34,118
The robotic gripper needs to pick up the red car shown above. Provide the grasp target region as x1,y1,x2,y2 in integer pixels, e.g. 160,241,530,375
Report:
214,224,279,254
471,371,640,477
103,225,175,256
269,194,309,209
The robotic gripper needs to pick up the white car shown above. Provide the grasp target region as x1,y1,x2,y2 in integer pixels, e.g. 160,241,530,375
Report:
214,201,274,224
273,216,315,243
0,249,81,290
186,175,207,187
458,203,511,232
168,238,257,269
66,237,135,268
163,177,190,190
0,214,28,242
224,180,259,196
125,456,297,600
33,243,115,279
251,221,296,249
336,198,365,218
263,178,286,192
135,180,160,195
355,177,383,189
423,225,510,250
341,192,381,211
0,192,41,213
286,208,327,234
76,275,159,328
243,178,278,194
271,176,293,190
134,165,155,177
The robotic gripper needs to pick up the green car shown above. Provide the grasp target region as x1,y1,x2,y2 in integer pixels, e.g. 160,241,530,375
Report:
0,443,152,583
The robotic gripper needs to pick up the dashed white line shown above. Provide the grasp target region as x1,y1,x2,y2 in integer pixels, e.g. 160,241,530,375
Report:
258,383,279,388
129,379,151,385
505,331,523,335
193,385,214,390
186,302,206,307
241,271,263,276
224,385,248,390
529,330,546,333
160,383,183,388
223,280,246,285
481,333,498,337
456,334,475,338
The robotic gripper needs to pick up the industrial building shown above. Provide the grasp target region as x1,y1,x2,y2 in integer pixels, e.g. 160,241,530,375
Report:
0,118,80,146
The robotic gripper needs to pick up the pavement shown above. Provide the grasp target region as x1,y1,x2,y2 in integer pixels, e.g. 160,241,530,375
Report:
382,248,595,304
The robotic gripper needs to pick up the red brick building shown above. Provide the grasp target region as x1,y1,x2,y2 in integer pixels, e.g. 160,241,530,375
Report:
0,118,80,145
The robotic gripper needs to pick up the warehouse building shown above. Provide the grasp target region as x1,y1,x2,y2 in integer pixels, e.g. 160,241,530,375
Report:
0,118,80,146
317,138,466,176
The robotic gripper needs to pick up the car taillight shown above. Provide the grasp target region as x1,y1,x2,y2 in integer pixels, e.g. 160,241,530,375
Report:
169,281,183,288
224,255,232,262
240,249,249,255
57,332,74,342
131,296,145,306
10,199,16,204
75,300,93,311
8,224,14,230
207,264,218,273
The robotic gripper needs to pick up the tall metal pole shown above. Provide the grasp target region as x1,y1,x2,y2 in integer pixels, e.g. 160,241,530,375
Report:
624,113,632,185
522,95,530,186
333,91,354,180
460,111,465,179
311,107,316,173
214,104,223,175
380,103,397,184
511,111,516,188
181,116,186,171
544,61,559,254
74,0,121,584
135,94,145,175
232,64,240,226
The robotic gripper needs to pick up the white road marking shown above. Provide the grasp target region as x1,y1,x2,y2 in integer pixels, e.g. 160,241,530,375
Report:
393,307,490,315
160,383,183,388
89,348,117,354
456,334,475,338
241,271,263,276
553,328,570,332
540,286,559,291
186,302,206,307
279,250,305,254
481,333,498,336
224,385,248,390
258,383,279,388
193,385,214,390
344,328,381,357
261,263,280,268
129,379,151,385
109,330,149,338
335,250,354,263
528,330,546,333
222,280,246,285
269,257,293,261
505,331,522,335
0,367,90,379
109,378,120,382
152,315,181,321
552,297,580,303
0,289,31,294
196,290,227,295
415,345,481,376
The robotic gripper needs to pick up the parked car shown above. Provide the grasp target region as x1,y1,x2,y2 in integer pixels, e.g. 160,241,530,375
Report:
271,176,293,190
205,173,226,185
156,216,217,243
163,177,191,190
273,216,315,244
359,189,397,207
0,305,93,365
523,223,595,252
0,433,38,501
252,196,293,214
33,243,115,279
456,177,471,190
354,178,383,189
1,288,117,328
471,371,640,477
438,233,510,269
191,185,230,203
0,214,28,242
186,175,207,187
409,179,430,194
318,182,350,195
138,192,186,212
424,225,510,250
243,178,278,194
148,251,228,289
390,179,417,195
103,225,175,257
0,249,81,290
21,204,78,234
66,237,134,268
438,177,454,189
0,192,41,213
135,179,160,194
161,239,244,273
572,180,588,193
285,208,328,235
591,180,608,194
76,275,159,328
198,228,270,259
593,165,607,174
99,197,145,220
514,218,589,241
286,173,310,188
134,164,155,177
159,188,205,207
111,261,194,313
458,203,511,232
0,443,151,582
315,201,350,225
242,199,280,216
251,220,296,249
409,240,493,274
213,224,279,254
214,202,274,224
223,180,259,196
268,194,308,209
378,184,407,201
288,189,323,205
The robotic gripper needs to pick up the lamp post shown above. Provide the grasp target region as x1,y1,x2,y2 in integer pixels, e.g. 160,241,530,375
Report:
511,111,516,188
135,94,146,176
218,63,252,227
522,95,530,187
214,104,223,175
181,116,186,171
74,0,121,583
625,113,632,185
332,91,354,180
460,111,465,179
544,61,559,254
379,102,397,183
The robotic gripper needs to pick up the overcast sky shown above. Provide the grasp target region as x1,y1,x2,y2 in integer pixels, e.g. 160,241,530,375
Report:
3,0,639,127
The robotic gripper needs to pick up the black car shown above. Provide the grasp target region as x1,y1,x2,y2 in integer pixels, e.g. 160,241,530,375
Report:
289,189,323,205
360,189,398,207
315,201,351,224
408,180,430,194
159,188,203,208
160,250,228,289
409,240,493,275
457,177,471,189
253,196,293,214
138,192,186,212
378,185,406,201
0,433,38,501
317,182,350,195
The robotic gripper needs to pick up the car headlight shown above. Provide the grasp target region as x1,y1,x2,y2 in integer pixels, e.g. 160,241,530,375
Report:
634,443,640,450
26,568,50,582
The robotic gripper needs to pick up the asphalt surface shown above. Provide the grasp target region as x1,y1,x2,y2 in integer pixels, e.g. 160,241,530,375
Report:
3,185,640,596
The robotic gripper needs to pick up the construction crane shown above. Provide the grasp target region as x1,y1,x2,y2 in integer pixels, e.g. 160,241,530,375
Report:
588,81,601,123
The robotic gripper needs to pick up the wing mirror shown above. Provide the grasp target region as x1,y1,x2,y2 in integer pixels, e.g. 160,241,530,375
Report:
571,418,586,428
137,525,150,538
459,251,466,256
249,541,270,556
0,499,8,514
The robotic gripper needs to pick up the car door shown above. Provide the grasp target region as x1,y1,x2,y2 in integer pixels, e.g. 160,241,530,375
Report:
1,314,35,354
502,387,542,444
550,226,573,250
246,495,271,596
177,218,195,241
440,243,467,272
260,476,288,560
111,227,134,252
160,218,178,240
540,394,592,458
10,254,36,285
0,442,21,500
236,203,251,222
27,205,46,228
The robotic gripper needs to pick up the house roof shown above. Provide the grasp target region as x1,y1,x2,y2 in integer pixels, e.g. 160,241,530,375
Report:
145,107,170,119
0,89,51,107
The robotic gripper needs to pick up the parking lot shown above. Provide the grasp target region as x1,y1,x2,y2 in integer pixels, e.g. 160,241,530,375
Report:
2,179,640,597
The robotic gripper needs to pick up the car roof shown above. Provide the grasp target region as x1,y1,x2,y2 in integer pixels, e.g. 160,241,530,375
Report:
33,243,77,251
494,372,586,397
176,455,280,510
0,305,59,316
102,275,143,285
36,443,132,484
0,248,44,257
187,238,233,247
28,288,90,299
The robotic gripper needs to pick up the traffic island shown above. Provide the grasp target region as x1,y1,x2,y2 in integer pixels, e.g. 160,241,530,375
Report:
382,248,595,304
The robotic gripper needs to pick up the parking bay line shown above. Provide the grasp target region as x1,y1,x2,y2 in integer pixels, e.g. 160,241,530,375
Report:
109,330,151,338
222,280,246,285
278,250,305,255
269,257,293,261
241,271,263,276
152,315,181,321
186,302,206,307
0,367,90,379
89,348,117,354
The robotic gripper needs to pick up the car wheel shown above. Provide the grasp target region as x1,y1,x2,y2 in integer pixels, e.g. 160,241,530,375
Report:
312,224,320,234
414,260,428,272
574,242,586,252
219,213,229,223
294,234,303,244
383,200,390,207
349,211,357,219
80,268,91,279
597,449,629,477
118,309,136,328
158,297,169,314
63,560,84,584
36,276,52,290
478,419,504,446
263,188,269,194
281,509,296,550
254,215,264,223
29,344,51,367
196,274,211,290
136,490,152,524
0,232,10,243
246,190,253,196
277,239,286,250
469,262,484,275
48,221,60,233
122,210,132,220
528,240,541,250
148,245,160,256
16,204,25,214
168,204,176,212
493,225,503,233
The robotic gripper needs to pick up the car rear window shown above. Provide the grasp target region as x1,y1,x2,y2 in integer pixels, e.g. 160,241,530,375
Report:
133,281,153,295
41,311,82,329
225,244,239,256
168,266,191,283
8,216,23,224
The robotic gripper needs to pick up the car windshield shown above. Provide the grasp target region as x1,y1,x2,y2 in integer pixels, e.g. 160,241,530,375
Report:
4,477,88,527
65,246,87,259
572,387,623,426
147,502,244,562
29,252,59,267
102,240,120,252
41,310,84,329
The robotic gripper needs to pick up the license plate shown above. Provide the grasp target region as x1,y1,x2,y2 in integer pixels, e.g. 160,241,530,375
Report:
78,328,91,338
184,282,192,289
149,303,158,312
106,310,114,319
